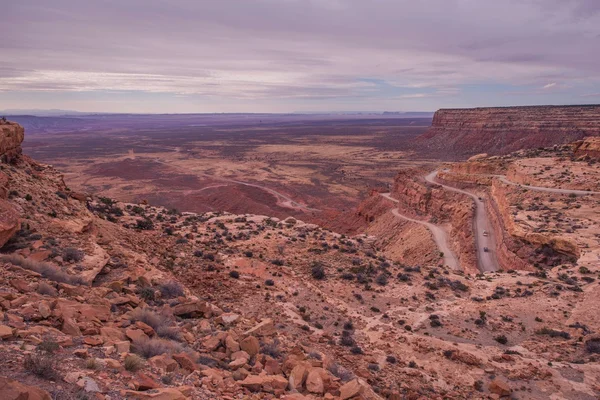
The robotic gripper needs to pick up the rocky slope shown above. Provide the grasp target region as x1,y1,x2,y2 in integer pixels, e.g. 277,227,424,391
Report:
416,105,600,157
0,122,599,400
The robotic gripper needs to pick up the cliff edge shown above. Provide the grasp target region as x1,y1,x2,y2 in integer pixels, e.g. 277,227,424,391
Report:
416,105,600,157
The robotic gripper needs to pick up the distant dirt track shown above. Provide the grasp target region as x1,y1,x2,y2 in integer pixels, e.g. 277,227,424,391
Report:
380,192,459,270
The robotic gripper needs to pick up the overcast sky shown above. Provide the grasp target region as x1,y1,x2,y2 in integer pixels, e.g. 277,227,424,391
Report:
2,0,600,113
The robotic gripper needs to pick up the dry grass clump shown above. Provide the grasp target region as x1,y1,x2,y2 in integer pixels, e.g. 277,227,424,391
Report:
124,354,144,371
130,308,182,341
132,337,183,358
1,254,84,285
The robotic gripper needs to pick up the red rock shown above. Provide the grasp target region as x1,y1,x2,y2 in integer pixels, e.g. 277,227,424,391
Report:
264,358,281,375
0,324,13,339
10,279,31,293
0,376,51,400
240,336,259,356
305,368,325,394
149,355,178,373
288,363,309,391
133,373,161,391
100,327,127,342
489,378,511,397
83,336,104,346
172,352,196,372
62,318,82,336
121,388,186,400
126,328,149,342
340,379,364,399
243,319,275,337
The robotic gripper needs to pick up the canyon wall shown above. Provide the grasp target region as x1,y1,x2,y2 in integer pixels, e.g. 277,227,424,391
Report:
389,169,478,273
416,105,600,157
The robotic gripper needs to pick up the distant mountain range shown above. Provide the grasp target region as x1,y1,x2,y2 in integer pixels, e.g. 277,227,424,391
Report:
1,109,434,118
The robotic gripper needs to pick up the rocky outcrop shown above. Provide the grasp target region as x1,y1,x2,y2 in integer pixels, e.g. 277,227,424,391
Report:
574,136,600,159
0,376,51,400
0,120,24,163
416,105,600,157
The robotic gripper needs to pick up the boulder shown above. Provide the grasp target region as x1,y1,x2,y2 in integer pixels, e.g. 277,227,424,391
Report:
489,378,511,397
340,379,364,399
149,355,178,373
121,388,187,400
0,376,51,400
243,319,275,337
170,301,211,318
0,324,13,339
306,368,325,394
172,352,196,372
288,363,309,391
61,318,82,336
240,336,260,356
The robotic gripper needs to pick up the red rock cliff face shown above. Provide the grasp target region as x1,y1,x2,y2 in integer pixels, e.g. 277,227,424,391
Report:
0,120,25,163
0,120,23,247
416,105,600,157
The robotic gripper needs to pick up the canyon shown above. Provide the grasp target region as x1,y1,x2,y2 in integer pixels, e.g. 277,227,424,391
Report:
0,114,599,400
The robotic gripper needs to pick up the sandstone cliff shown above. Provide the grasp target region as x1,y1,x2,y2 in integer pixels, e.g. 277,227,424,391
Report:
0,120,22,247
416,105,600,157
0,120,24,163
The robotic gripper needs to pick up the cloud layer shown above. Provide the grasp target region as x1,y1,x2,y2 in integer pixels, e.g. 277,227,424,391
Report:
2,0,600,112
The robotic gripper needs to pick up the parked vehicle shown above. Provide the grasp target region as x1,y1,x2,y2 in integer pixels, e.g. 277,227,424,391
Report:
483,247,489,252
483,231,489,236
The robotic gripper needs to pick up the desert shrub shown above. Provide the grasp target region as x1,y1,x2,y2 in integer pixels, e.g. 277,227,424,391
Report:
159,281,184,299
339,334,355,347
138,286,156,301
244,251,253,257
536,327,570,339
341,272,354,280
229,270,240,279
265,279,275,286
585,338,600,354
367,363,380,371
494,335,508,344
271,259,284,266
350,346,363,354
193,250,203,257
24,353,58,380
375,273,388,286
124,354,144,372
37,339,59,354
130,308,178,340
197,356,219,367
260,338,281,358
343,321,354,331
85,358,100,370
311,262,326,280
63,247,84,263
0,254,83,285
132,337,182,358
328,363,354,382
37,282,58,296
386,355,397,363
136,218,154,230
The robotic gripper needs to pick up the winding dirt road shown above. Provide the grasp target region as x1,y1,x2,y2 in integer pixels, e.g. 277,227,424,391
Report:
152,158,320,212
493,175,600,196
380,192,460,270
425,171,500,273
